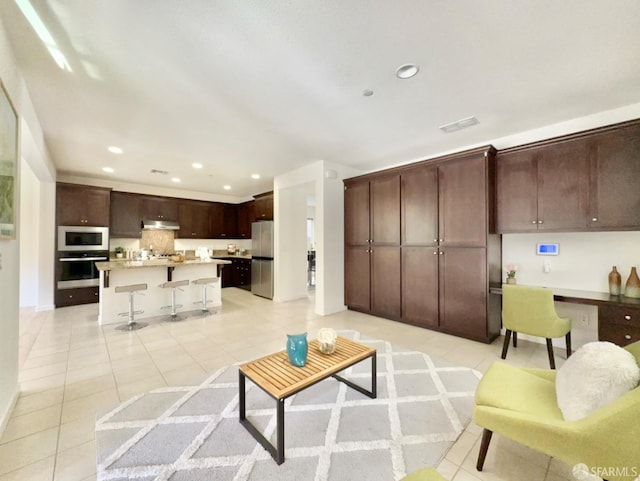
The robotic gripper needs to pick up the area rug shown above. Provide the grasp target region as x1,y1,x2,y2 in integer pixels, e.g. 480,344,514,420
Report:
95,330,481,481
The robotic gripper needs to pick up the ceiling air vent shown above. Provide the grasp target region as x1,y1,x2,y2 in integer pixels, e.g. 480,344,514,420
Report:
439,116,479,133
150,169,169,175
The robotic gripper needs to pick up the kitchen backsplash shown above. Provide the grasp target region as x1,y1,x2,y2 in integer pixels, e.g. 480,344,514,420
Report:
140,230,175,254
110,235,252,256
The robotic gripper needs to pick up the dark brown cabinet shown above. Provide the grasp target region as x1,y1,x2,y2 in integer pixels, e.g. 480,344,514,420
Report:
254,191,274,220
496,120,640,233
237,201,255,238
344,147,500,342
56,183,111,226
438,247,488,339
110,192,142,237
55,286,99,307
220,258,251,289
344,175,400,315
589,122,640,230
598,305,640,347
178,200,211,238
497,138,589,232
139,195,178,221
209,203,239,238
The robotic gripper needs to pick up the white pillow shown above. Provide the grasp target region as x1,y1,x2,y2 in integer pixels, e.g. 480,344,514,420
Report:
556,341,640,421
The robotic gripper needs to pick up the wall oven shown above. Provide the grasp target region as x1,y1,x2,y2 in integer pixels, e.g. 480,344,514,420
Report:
58,226,109,251
57,250,108,289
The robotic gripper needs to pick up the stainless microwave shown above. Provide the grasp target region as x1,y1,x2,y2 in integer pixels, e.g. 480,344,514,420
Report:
58,226,109,251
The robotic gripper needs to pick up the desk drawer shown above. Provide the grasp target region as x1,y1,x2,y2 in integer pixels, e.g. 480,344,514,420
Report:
598,305,640,346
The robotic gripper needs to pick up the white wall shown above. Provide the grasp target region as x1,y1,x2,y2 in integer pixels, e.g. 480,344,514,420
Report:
0,16,56,435
19,157,39,306
504,232,640,348
274,160,360,315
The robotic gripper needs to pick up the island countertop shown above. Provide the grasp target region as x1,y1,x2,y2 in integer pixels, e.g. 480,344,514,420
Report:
95,258,232,271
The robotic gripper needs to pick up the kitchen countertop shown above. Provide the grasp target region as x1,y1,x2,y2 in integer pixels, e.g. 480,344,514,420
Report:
96,258,232,271
211,255,252,260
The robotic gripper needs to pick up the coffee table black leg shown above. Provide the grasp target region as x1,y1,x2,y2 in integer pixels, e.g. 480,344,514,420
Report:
276,398,285,464
333,353,377,399
238,371,286,465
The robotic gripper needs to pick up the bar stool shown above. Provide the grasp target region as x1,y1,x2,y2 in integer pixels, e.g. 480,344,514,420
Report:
192,277,219,313
115,283,148,331
159,279,190,321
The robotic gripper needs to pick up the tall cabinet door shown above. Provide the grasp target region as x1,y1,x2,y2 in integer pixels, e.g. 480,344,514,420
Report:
401,166,438,246
536,139,589,231
345,180,370,246
590,124,640,229
439,247,487,340
345,246,371,311
371,246,401,318
438,155,487,246
401,247,439,327
370,175,400,245
496,151,538,232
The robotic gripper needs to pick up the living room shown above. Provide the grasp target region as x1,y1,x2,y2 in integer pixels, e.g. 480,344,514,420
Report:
1,2,640,481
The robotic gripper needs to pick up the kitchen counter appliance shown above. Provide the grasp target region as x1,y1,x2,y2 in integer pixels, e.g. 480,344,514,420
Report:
251,221,274,299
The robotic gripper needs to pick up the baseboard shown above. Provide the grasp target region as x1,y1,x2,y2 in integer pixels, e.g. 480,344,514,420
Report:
36,304,55,312
0,387,19,438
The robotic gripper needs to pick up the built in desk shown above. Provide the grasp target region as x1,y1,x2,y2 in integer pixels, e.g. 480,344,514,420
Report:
489,283,640,347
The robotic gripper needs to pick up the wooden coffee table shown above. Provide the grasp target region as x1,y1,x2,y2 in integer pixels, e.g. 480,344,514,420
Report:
238,336,377,464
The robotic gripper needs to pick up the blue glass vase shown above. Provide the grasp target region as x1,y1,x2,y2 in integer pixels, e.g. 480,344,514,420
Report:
286,333,308,367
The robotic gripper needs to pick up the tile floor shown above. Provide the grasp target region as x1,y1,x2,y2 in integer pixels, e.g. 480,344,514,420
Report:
1,288,584,481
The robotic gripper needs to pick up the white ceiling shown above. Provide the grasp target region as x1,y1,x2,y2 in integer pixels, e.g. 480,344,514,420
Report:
2,1,640,197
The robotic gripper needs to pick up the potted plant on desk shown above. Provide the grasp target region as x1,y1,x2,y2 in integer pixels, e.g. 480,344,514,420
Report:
505,264,518,285
114,246,125,259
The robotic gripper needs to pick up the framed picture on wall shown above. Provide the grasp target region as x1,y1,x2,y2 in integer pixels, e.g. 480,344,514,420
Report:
0,79,18,240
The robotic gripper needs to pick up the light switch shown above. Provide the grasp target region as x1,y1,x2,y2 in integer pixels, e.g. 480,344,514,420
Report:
543,259,551,273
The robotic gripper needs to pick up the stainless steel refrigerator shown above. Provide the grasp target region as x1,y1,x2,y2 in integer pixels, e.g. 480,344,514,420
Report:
251,221,274,299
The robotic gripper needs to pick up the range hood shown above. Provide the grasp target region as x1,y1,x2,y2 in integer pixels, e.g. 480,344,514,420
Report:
141,219,180,230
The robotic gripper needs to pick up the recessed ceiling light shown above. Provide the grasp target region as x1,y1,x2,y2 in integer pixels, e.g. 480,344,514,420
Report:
439,116,479,133
192,163,203,169
223,185,231,190
251,174,260,179
102,167,114,173
363,89,374,97
171,177,181,183
108,146,123,154
395,63,420,79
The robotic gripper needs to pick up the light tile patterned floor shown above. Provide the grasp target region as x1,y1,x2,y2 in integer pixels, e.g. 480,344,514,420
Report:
1,288,580,481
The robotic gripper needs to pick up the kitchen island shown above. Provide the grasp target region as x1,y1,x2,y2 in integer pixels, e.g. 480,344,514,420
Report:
95,258,231,325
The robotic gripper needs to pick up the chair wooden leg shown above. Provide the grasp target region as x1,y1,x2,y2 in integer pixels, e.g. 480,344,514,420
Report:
546,338,556,369
566,332,572,358
512,331,518,348
476,429,493,471
501,330,512,359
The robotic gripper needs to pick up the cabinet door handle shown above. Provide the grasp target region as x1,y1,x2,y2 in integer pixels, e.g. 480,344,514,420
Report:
439,251,444,255
625,334,632,340
433,251,437,255
532,220,537,224
624,315,631,320
538,220,543,224
439,239,443,242
591,217,598,222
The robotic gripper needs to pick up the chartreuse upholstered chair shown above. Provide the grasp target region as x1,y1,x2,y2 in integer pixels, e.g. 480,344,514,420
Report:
501,284,571,369
474,341,640,481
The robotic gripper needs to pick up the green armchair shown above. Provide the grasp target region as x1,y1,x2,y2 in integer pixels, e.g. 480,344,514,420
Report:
501,284,572,369
473,341,640,481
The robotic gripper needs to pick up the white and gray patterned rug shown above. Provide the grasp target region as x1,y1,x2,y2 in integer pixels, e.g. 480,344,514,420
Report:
95,331,481,481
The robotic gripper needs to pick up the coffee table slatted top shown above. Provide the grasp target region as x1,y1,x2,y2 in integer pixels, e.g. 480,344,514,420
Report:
239,336,375,399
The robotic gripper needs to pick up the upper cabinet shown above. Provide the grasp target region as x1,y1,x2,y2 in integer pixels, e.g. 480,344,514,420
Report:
237,201,255,238
177,200,211,238
139,195,178,221
110,192,141,237
589,122,640,230
497,120,640,233
254,191,274,221
56,183,111,226
401,165,438,246
497,138,589,232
